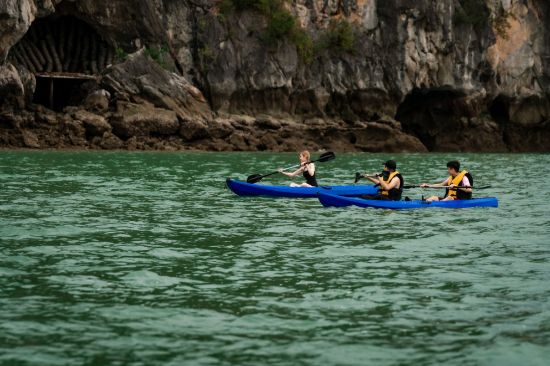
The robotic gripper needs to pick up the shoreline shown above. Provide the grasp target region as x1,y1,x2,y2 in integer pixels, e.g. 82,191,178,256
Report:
1,146,548,154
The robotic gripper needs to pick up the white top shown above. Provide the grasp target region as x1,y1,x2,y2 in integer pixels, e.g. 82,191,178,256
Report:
447,176,470,186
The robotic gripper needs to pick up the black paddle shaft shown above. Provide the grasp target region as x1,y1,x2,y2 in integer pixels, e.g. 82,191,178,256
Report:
354,172,382,183
354,173,491,190
246,152,335,184
402,185,492,189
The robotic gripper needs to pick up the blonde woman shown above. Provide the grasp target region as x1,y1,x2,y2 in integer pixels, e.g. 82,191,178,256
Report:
278,150,318,187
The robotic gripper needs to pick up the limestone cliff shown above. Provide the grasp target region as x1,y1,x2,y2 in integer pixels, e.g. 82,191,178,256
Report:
0,0,548,151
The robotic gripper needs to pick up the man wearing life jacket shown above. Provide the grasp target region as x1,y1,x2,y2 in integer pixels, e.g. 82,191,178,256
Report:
421,160,473,201
363,160,403,201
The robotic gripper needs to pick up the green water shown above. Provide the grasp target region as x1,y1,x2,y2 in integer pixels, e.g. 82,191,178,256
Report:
1,151,549,366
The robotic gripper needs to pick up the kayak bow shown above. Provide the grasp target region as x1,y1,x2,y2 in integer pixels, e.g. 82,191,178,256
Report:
226,178,378,198
317,191,499,209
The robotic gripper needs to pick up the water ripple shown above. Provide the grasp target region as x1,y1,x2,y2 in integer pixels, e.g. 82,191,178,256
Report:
0,151,549,366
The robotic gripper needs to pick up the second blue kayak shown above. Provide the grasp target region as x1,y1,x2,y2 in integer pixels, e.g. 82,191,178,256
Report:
317,191,499,209
226,178,378,198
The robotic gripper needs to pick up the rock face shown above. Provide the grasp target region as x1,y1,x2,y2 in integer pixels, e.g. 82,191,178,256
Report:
0,0,549,152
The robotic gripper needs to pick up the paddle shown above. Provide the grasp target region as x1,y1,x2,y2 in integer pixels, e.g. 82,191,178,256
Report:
247,151,336,184
354,174,491,189
354,172,382,183
402,185,492,189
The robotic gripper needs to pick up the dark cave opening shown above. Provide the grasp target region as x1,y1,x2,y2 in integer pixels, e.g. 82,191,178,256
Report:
8,15,114,111
33,75,97,112
489,94,511,125
8,15,114,75
395,88,468,150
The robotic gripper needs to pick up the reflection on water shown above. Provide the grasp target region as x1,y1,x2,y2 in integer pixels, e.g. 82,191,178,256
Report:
0,151,549,365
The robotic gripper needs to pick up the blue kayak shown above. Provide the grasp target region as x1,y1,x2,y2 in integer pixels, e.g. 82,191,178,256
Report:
317,191,499,209
226,178,378,198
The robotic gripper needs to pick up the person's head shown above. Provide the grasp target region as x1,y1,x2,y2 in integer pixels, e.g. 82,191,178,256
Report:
383,160,397,172
447,160,460,176
299,150,310,163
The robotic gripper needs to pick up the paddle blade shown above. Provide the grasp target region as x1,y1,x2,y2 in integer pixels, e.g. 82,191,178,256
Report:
317,151,335,163
246,174,263,184
354,172,364,183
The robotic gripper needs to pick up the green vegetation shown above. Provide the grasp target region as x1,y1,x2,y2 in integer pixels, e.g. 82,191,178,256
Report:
491,4,513,39
454,0,490,27
198,45,215,72
144,45,171,70
323,20,355,53
263,10,295,43
115,47,127,61
454,0,512,39
217,0,357,63
218,0,314,63
290,28,314,64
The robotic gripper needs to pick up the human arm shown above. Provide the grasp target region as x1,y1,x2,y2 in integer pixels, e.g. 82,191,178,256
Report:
365,174,381,185
421,177,450,188
278,164,306,177
378,176,400,191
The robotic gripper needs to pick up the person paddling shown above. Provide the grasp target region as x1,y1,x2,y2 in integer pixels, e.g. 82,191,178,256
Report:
278,150,318,187
362,160,403,201
421,160,473,201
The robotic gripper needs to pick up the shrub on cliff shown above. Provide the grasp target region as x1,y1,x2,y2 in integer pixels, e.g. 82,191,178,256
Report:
324,20,355,53
218,0,314,63
491,3,513,40
312,19,356,57
144,45,172,70
264,10,295,43
454,0,489,27
454,0,512,39
291,29,314,64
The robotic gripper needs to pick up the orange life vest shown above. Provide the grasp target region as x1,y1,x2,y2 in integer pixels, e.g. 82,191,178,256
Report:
446,170,471,199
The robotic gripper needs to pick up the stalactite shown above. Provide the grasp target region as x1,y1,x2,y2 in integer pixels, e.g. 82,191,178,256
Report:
90,32,98,74
40,40,53,72
16,46,37,73
45,34,62,72
80,32,90,73
105,47,114,67
21,40,43,72
13,50,32,72
42,22,61,72
58,22,66,63
8,16,114,75
28,40,46,67
64,20,75,71
98,44,106,71
70,26,83,72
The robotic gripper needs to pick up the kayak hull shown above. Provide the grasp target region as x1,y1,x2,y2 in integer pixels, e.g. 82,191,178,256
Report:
226,178,378,198
317,191,499,209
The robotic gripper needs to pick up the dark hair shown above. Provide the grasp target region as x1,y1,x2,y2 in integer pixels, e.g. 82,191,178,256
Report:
447,160,460,172
384,160,397,170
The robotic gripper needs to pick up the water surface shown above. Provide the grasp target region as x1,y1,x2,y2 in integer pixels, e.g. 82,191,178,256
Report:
1,151,549,365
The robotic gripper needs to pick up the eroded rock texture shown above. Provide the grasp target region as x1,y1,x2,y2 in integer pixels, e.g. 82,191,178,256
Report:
0,0,549,151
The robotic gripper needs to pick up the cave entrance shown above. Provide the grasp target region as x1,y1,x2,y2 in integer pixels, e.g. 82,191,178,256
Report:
395,88,468,150
8,15,114,110
489,94,510,125
33,73,98,112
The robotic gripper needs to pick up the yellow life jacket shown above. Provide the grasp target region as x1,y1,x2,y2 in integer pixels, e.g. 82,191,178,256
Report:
446,170,468,198
379,171,401,197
